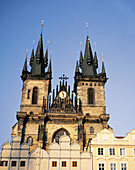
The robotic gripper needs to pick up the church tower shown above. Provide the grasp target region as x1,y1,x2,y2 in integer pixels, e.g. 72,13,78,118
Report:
73,25,111,146
12,22,52,151
11,23,111,152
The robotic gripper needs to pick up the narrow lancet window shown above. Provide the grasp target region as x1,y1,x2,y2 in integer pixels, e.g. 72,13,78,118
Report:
88,88,95,104
27,89,30,99
32,87,38,104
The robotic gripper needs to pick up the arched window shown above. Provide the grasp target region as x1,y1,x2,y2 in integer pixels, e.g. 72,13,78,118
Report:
90,127,94,134
27,136,33,146
52,128,70,143
87,88,95,104
32,87,38,104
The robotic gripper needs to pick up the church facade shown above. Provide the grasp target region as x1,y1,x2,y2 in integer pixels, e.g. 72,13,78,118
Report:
0,23,135,170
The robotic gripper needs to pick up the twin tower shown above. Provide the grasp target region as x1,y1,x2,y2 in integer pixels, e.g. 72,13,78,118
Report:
12,24,111,151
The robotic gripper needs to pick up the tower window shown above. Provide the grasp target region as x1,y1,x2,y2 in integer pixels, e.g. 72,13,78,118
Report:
87,88,95,104
90,127,94,134
32,87,38,104
90,83,92,86
27,136,33,146
27,89,30,99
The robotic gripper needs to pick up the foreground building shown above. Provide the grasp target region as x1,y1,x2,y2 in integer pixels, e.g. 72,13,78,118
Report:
0,23,135,169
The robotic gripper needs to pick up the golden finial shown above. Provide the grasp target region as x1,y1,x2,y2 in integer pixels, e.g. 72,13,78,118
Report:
26,49,28,57
80,42,82,50
86,22,88,36
76,51,78,60
102,52,104,62
41,20,44,33
47,41,49,48
33,40,35,49
94,42,96,51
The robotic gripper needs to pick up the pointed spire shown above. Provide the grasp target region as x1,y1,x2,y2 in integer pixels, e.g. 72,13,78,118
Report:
48,51,52,75
30,41,35,67
102,53,106,75
21,50,28,81
94,42,98,69
75,60,79,73
79,42,83,69
44,41,49,68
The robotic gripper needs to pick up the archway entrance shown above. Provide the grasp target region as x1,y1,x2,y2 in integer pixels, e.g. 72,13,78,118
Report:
52,128,70,143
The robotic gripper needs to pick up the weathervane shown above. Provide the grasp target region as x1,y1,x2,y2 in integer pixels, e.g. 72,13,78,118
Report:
80,42,82,50
41,20,44,33
102,52,104,62
59,74,69,86
94,42,96,51
86,22,88,36
47,41,49,48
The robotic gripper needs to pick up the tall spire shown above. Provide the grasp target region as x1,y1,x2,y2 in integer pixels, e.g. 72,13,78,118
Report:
30,21,45,76
44,41,49,68
21,50,28,81
48,51,52,76
30,40,35,67
102,54,106,76
75,60,79,74
79,42,83,69
94,42,98,69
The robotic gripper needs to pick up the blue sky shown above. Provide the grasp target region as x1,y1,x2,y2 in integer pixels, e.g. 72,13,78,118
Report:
0,0,135,146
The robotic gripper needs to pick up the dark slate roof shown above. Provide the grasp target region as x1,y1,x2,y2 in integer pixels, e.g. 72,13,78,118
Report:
81,36,97,76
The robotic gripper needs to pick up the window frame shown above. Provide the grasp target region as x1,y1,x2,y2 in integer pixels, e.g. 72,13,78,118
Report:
120,148,126,156
121,163,127,170
52,161,57,167
11,161,17,167
32,87,38,104
62,161,66,167
20,161,25,167
98,148,104,155
98,163,105,170
72,161,77,167
109,148,116,156
87,88,95,105
110,163,117,170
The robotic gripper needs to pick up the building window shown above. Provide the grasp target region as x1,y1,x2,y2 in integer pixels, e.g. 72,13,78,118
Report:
62,161,66,167
90,83,92,86
27,89,30,99
88,88,95,104
121,163,127,170
32,87,38,104
94,83,96,86
120,148,126,156
109,148,115,155
86,83,88,85
110,163,116,170
0,161,8,166
11,161,17,167
90,127,94,134
98,163,104,170
82,83,84,85
72,161,77,167
20,161,25,167
52,161,57,167
134,148,135,156
98,148,104,155
27,136,33,146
